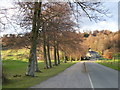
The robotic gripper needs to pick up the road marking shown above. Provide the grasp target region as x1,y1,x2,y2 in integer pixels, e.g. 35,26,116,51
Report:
85,62,94,90
88,72,94,89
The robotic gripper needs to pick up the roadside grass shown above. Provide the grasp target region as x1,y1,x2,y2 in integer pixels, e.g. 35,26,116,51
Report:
2,49,30,62
3,60,76,88
96,59,120,71
2,49,78,88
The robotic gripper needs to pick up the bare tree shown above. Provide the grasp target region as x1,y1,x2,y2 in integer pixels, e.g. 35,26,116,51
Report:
26,2,42,76
1,1,109,77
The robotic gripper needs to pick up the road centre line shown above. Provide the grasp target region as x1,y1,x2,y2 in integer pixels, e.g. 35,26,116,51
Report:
84,62,94,90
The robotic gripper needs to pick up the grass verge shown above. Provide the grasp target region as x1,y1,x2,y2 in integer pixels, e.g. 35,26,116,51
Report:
96,59,120,71
2,60,76,88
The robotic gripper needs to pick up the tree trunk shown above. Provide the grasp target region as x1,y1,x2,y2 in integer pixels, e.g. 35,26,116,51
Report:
34,2,42,72
26,2,38,77
26,2,42,76
47,37,52,68
43,26,49,69
70,55,72,62
35,55,41,72
64,56,67,63
56,43,60,64
53,32,57,66
54,46,57,66
64,52,67,63
76,57,78,61
26,47,36,76
79,56,81,61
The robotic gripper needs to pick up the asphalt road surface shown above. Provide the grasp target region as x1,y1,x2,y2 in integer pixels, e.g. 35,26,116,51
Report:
31,61,118,88
86,61,118,88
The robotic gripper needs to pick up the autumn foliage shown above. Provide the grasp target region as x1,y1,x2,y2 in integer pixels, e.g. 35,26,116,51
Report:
83,30,120,59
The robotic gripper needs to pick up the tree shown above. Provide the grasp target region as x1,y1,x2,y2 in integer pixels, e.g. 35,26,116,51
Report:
42,23,49,69
1,1,109,77
26,2,42,76
40,3,75,66
46,34,52,68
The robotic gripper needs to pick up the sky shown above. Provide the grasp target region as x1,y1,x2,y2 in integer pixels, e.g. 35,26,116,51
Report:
78,2,118,32
0,0,119,36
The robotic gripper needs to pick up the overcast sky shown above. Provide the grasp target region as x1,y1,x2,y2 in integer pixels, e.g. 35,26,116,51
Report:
0,0,119,36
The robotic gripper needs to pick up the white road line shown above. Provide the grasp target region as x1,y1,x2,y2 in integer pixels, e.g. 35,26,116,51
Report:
85,62,94,90
88,72,94,89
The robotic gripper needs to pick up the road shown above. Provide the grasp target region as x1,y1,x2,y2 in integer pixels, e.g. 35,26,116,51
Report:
86,61,118,88
31,61,118,88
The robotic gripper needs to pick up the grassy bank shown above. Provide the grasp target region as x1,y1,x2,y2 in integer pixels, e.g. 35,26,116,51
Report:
2,49,30,62
2,49,77,88
96,59,120,71
3,60,76,88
